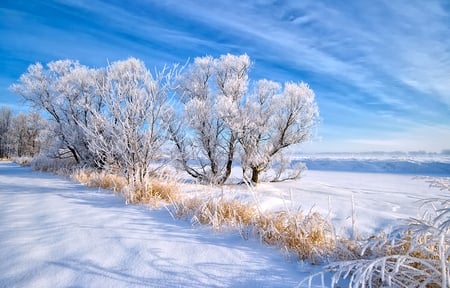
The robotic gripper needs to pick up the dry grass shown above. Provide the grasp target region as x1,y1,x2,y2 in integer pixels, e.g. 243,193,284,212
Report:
72,168,179,207
303,184,450,287
128,179,179,206
255,210,335,263
170,193,337,264
72,169,127,192
173,195,258,229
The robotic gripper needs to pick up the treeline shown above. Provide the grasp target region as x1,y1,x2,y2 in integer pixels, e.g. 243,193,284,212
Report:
0,107,47,159
11,54,319,186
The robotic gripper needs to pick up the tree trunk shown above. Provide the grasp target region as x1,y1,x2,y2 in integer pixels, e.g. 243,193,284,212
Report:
251,167,260,184
217,137,235,185
67,146,80,164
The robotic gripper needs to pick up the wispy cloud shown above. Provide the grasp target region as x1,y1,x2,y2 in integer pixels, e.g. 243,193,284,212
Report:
1,0,449,152
152,0,450,111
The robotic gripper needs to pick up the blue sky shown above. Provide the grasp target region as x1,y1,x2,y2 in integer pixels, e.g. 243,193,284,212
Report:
1,0,449,153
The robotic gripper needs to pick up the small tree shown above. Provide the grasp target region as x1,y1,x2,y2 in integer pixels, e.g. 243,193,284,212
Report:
168,54,318,184
166,54,250,184
10,60,100,165
237,81,318,183
80,58,175,188
220,79,318,184
0,107,12,158
7,112,45,157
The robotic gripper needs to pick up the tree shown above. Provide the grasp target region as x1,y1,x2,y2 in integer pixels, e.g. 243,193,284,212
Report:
11,54,318,185
233,80,319,183
80,58,175,187
166,54,250,184
0,107,12,158
10,60,100,165
167,53,318,184
8,112,45,157
0,108,48,159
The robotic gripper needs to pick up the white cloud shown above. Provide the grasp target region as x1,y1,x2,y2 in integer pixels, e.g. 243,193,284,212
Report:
3,0,450,153
152,0,450,112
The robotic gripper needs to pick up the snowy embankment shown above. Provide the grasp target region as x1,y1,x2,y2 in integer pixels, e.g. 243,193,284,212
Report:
0,162,308,287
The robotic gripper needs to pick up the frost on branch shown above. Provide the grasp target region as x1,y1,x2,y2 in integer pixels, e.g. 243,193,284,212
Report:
10,60,100,165
12,54,319,186
233,80,319,184
166,54,250,184
166,54,318,184
79,58,175,188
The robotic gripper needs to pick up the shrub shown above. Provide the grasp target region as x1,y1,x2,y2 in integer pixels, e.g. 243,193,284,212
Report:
127,178,179,206
172,194,258,230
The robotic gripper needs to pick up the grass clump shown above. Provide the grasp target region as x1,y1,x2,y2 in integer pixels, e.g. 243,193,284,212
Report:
128,179,179,206
170,193,336,264
72,168,179,207
72,169,127,192
255,210,335,263
172,195,258,229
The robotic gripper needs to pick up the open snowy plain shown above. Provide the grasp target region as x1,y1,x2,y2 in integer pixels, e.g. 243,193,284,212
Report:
0,155,449,287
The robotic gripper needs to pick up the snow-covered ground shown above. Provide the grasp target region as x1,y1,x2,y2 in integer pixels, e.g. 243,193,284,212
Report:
182,170,449,239
182,153,449,238
0,162,313,287
1,156,448,287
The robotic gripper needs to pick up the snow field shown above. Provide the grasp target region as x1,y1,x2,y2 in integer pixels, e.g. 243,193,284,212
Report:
0,162,315,287
1,158,448,287
182,167,448,239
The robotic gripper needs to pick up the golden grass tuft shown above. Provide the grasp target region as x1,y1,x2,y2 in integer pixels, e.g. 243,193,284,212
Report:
72,169,127,192
171,194,336,264
173,196,258,229
72,168,179,207
129,179,179,206
255,210,335,263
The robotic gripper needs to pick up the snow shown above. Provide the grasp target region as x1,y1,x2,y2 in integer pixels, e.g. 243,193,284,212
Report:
1,156,448,287
253,171,448,237
0,162,312,287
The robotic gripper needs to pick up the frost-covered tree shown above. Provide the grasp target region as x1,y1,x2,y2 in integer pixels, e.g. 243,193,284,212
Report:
11,54,318,185
8,112,46,157
0,107,47,158
10,60,100,165
167,53,317,184
166,54,250,184
233,80,318,183
80,58,175,186
0,106,12,158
